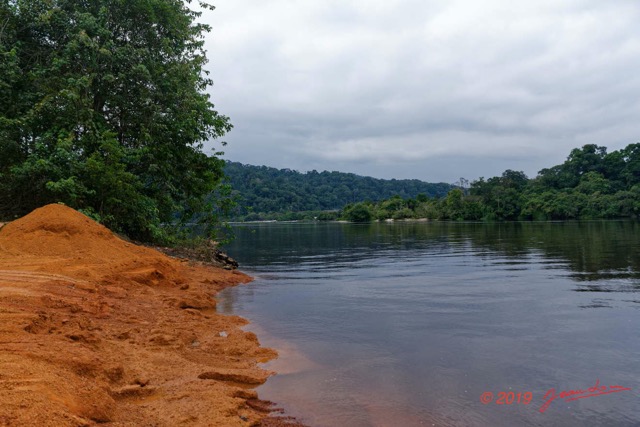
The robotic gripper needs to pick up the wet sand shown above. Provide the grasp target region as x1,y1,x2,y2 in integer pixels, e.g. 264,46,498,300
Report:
0,205,291,426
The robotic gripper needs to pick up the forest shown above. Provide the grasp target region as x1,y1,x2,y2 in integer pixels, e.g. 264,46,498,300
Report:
341,144,640,222
0,0,230,243
224,161,452,220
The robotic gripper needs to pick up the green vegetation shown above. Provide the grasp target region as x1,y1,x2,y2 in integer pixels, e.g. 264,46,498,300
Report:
339,144,640,222
343,203,373,222
2,1,636,238
0,0,231,242
224,162,452,220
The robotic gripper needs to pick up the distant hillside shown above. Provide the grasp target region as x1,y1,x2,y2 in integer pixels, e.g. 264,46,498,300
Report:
224,161,452,217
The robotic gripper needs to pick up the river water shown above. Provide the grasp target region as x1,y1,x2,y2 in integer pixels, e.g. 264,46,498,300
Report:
219,221,640,427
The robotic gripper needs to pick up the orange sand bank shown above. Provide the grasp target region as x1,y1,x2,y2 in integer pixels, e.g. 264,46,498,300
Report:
0,204,282,426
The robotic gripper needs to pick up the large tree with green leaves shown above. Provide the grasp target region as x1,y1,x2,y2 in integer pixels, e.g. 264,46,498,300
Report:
0,0,230,242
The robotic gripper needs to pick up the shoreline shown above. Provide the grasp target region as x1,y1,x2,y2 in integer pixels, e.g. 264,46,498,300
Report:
0,205,296,426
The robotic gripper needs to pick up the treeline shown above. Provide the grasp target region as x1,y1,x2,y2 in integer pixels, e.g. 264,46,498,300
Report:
224,162,452,220
341,144,640,222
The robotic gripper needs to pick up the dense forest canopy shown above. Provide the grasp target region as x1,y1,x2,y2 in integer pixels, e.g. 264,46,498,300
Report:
0,0,230,242
224,161,453,220
340,144,640,222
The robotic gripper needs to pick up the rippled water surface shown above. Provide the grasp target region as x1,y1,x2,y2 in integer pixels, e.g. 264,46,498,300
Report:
219,221,640,427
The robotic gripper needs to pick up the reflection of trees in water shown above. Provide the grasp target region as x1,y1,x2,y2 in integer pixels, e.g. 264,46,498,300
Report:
379,222,639,280
227,221,640,292
460,221,640,281
419,221,640,294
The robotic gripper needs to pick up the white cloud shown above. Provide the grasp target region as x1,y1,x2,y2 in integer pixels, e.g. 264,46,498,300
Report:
202,0,640,181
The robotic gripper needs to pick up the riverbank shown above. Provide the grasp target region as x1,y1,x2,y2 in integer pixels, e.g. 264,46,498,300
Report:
0,204,286,426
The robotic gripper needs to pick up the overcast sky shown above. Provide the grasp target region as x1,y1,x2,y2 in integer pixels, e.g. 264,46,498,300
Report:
200,0,640,183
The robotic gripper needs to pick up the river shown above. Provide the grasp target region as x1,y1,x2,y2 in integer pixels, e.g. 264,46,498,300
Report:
219,221,640,427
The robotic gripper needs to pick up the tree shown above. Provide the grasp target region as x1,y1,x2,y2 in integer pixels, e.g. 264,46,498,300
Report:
621,143,640,186
499,170,528,190
564,144,607,177
470,170,528,220
0,0,231,242
343,203,373,222
443,188,464,220
575,172,612,195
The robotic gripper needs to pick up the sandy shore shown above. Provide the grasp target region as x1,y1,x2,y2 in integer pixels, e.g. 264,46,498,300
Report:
0,205,293,426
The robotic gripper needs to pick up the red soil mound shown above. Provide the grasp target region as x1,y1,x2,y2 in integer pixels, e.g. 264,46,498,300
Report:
0,204,185,286
0,204,278,426
0,203,118,256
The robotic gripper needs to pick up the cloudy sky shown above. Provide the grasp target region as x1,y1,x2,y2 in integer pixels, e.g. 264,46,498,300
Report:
200,0,640,183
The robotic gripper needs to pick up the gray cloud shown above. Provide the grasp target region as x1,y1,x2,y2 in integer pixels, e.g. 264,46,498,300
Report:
201,0,640,183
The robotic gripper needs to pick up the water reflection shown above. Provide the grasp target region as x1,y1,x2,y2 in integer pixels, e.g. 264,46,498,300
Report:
227,221,640,292
221,221,640,427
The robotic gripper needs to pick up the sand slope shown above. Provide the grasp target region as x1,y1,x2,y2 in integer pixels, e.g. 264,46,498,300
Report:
0,204,277,426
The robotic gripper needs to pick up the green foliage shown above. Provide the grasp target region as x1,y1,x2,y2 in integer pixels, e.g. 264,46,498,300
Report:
575,172,612,195
443,188,464,220
224,162,452,218
331,143,640,223
343,203,373,222
0,0,231,242
226,143,639,224
470,170,528,220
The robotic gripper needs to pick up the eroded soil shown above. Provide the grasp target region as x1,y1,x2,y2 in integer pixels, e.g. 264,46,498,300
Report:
0,205,279,426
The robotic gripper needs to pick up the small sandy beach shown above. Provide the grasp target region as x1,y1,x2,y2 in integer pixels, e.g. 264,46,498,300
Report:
0,204,291,426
